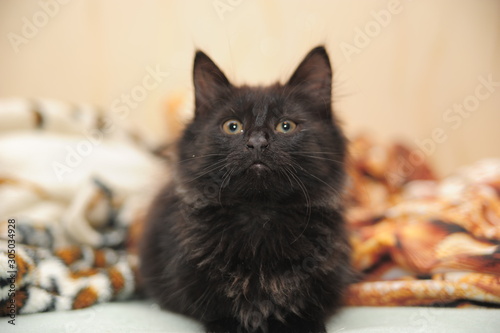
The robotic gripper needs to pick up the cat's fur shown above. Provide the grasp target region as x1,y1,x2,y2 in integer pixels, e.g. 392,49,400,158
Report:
140,46,352,333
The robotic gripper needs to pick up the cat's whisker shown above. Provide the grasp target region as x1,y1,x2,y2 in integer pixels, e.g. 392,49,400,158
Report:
291,151,344,156
286,162,299,175
183,160,227,183
283,167,309,205
193,162,226,177
218,167,235,206
193,158,227,171
289,153,344,164
177,154,227,163
284,166,312,244
294,163,343,198
278,168,294,188
289,155,345,176
187,285,211,318
283,168,311,209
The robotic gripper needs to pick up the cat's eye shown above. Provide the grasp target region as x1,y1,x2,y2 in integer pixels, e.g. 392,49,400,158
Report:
276,120,297,134
222,119,243,135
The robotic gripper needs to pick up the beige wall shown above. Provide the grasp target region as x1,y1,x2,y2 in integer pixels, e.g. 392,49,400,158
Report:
1,0,499,176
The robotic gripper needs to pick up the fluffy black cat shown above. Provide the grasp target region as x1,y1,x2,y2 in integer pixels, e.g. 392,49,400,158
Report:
140,46,352,333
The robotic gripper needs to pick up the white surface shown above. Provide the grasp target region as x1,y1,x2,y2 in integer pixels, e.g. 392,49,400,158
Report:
2,301,499,333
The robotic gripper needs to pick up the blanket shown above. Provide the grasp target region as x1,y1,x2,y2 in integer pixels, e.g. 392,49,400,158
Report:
345,136,500,307
0,98,164,317
1,98,499,318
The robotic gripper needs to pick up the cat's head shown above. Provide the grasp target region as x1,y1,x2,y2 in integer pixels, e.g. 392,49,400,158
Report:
176,46,346,206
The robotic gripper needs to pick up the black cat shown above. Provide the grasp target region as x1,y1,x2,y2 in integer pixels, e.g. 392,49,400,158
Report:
140,46,352,333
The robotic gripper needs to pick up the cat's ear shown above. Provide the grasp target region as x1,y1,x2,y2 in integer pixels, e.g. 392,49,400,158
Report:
286,46,332,110
193,51,231,113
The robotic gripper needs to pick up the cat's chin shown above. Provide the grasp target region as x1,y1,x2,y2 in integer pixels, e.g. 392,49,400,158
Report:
248,162,270,175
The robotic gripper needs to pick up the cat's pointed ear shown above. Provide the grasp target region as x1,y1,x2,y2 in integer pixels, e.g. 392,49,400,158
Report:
193,51,231,113
287,46,332,108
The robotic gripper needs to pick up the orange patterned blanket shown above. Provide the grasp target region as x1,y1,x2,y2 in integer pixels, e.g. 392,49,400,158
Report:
345,136,500,307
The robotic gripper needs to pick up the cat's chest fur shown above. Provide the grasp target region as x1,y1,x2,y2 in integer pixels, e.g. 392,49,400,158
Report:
183,203,327,267
173,201,343,320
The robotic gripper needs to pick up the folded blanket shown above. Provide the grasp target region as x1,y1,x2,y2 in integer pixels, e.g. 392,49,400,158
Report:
0,99,163,316
0,98,499,317
345,136,500,307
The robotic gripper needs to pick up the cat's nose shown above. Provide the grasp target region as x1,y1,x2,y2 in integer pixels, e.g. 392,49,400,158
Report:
246,132,269,151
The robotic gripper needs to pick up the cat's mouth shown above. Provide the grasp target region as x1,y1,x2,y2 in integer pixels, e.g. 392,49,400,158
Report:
248,161,270,174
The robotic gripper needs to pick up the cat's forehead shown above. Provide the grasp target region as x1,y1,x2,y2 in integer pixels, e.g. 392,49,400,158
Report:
227,86,293,120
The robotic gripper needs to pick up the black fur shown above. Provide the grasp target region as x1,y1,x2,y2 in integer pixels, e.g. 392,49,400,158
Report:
140,46,352,333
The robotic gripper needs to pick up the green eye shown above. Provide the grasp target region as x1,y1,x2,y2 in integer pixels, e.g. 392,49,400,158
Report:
276,120,297,134
222,119,243,135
